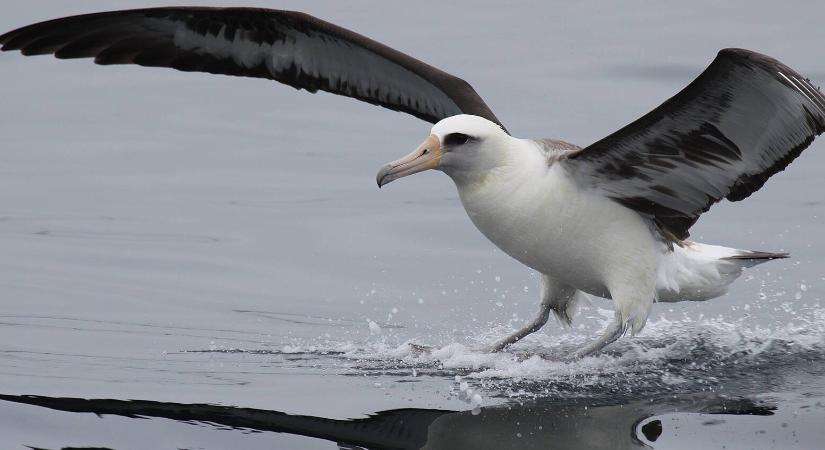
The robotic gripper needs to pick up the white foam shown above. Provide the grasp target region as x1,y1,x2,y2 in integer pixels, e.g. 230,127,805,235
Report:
261,305,824,400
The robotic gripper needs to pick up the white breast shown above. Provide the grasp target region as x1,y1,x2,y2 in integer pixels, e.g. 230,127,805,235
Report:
453,140,659,298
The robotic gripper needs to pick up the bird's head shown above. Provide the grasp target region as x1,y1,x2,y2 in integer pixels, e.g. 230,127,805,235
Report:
376,114,511,187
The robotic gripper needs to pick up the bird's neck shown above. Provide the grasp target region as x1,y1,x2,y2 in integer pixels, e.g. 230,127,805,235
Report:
447,137,545,193
447,139,572,275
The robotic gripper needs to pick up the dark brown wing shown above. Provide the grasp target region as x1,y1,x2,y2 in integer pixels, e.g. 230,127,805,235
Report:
0,7,504,128
564,49,825,239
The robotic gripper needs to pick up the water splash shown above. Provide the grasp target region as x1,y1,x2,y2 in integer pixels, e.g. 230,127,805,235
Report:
186,306,825,400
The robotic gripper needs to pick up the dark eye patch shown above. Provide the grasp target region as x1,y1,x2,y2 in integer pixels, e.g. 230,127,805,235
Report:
443,133,473,147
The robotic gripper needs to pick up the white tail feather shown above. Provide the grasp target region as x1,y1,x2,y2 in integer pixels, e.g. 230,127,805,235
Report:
656,241,787,302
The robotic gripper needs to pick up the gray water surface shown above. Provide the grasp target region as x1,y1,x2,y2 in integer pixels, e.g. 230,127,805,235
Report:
1,1,824,449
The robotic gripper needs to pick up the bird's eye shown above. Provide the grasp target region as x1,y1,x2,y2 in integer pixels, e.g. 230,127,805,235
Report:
443,133,472,147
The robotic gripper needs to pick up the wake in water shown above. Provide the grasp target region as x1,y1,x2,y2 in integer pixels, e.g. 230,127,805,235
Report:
187,305,825,400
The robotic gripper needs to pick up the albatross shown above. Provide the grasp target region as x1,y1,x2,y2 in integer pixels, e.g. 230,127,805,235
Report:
2,7,823,358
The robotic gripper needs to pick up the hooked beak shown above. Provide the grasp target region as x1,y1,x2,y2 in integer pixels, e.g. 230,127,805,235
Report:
376,134,442,188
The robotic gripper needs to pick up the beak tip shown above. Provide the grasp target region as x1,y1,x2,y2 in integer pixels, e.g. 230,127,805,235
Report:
375,135,441,189
376,164,393,189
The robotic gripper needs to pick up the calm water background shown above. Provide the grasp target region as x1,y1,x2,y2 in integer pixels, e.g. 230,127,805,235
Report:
1,1,824,449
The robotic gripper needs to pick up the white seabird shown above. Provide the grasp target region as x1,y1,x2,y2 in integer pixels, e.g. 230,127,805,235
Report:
2,7,823,358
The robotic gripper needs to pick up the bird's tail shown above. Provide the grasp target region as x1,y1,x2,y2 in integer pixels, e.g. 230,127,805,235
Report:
722,249,789,267
656,242,788,302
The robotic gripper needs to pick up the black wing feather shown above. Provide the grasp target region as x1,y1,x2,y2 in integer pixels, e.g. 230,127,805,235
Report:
565,49,825,239
0,7,504,129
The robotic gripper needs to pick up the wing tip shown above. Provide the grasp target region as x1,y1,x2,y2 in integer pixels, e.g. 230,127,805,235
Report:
716,48,786,70
716,48,823,99
0,32,23,51
717,47,825,132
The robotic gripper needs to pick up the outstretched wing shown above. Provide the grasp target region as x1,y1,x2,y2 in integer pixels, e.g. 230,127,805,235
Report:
0,7,504,128
564,48,825,239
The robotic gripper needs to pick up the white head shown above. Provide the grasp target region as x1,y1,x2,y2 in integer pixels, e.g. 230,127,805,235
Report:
376,114,512,187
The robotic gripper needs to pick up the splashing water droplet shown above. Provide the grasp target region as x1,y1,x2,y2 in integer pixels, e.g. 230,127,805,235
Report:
368,320,381,335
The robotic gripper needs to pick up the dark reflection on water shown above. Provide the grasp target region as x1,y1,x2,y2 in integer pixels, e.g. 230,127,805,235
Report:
0,393,775,450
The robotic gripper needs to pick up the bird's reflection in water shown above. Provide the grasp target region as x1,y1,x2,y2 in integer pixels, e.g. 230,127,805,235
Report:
0,393,773,450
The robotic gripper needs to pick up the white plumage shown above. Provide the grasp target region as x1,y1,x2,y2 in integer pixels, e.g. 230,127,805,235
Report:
428,115,782,356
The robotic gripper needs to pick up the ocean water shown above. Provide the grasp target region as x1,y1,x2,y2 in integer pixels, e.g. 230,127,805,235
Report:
1,1,824,449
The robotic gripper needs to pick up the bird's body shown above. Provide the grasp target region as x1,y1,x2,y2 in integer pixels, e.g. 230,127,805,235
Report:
454,138,653,301
1,7,820,357
435,116,778,344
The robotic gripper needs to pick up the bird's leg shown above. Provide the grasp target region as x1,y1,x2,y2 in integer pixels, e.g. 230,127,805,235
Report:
565,311,628,360
485,275,578,353
485,303,552,352
566,280,654,359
